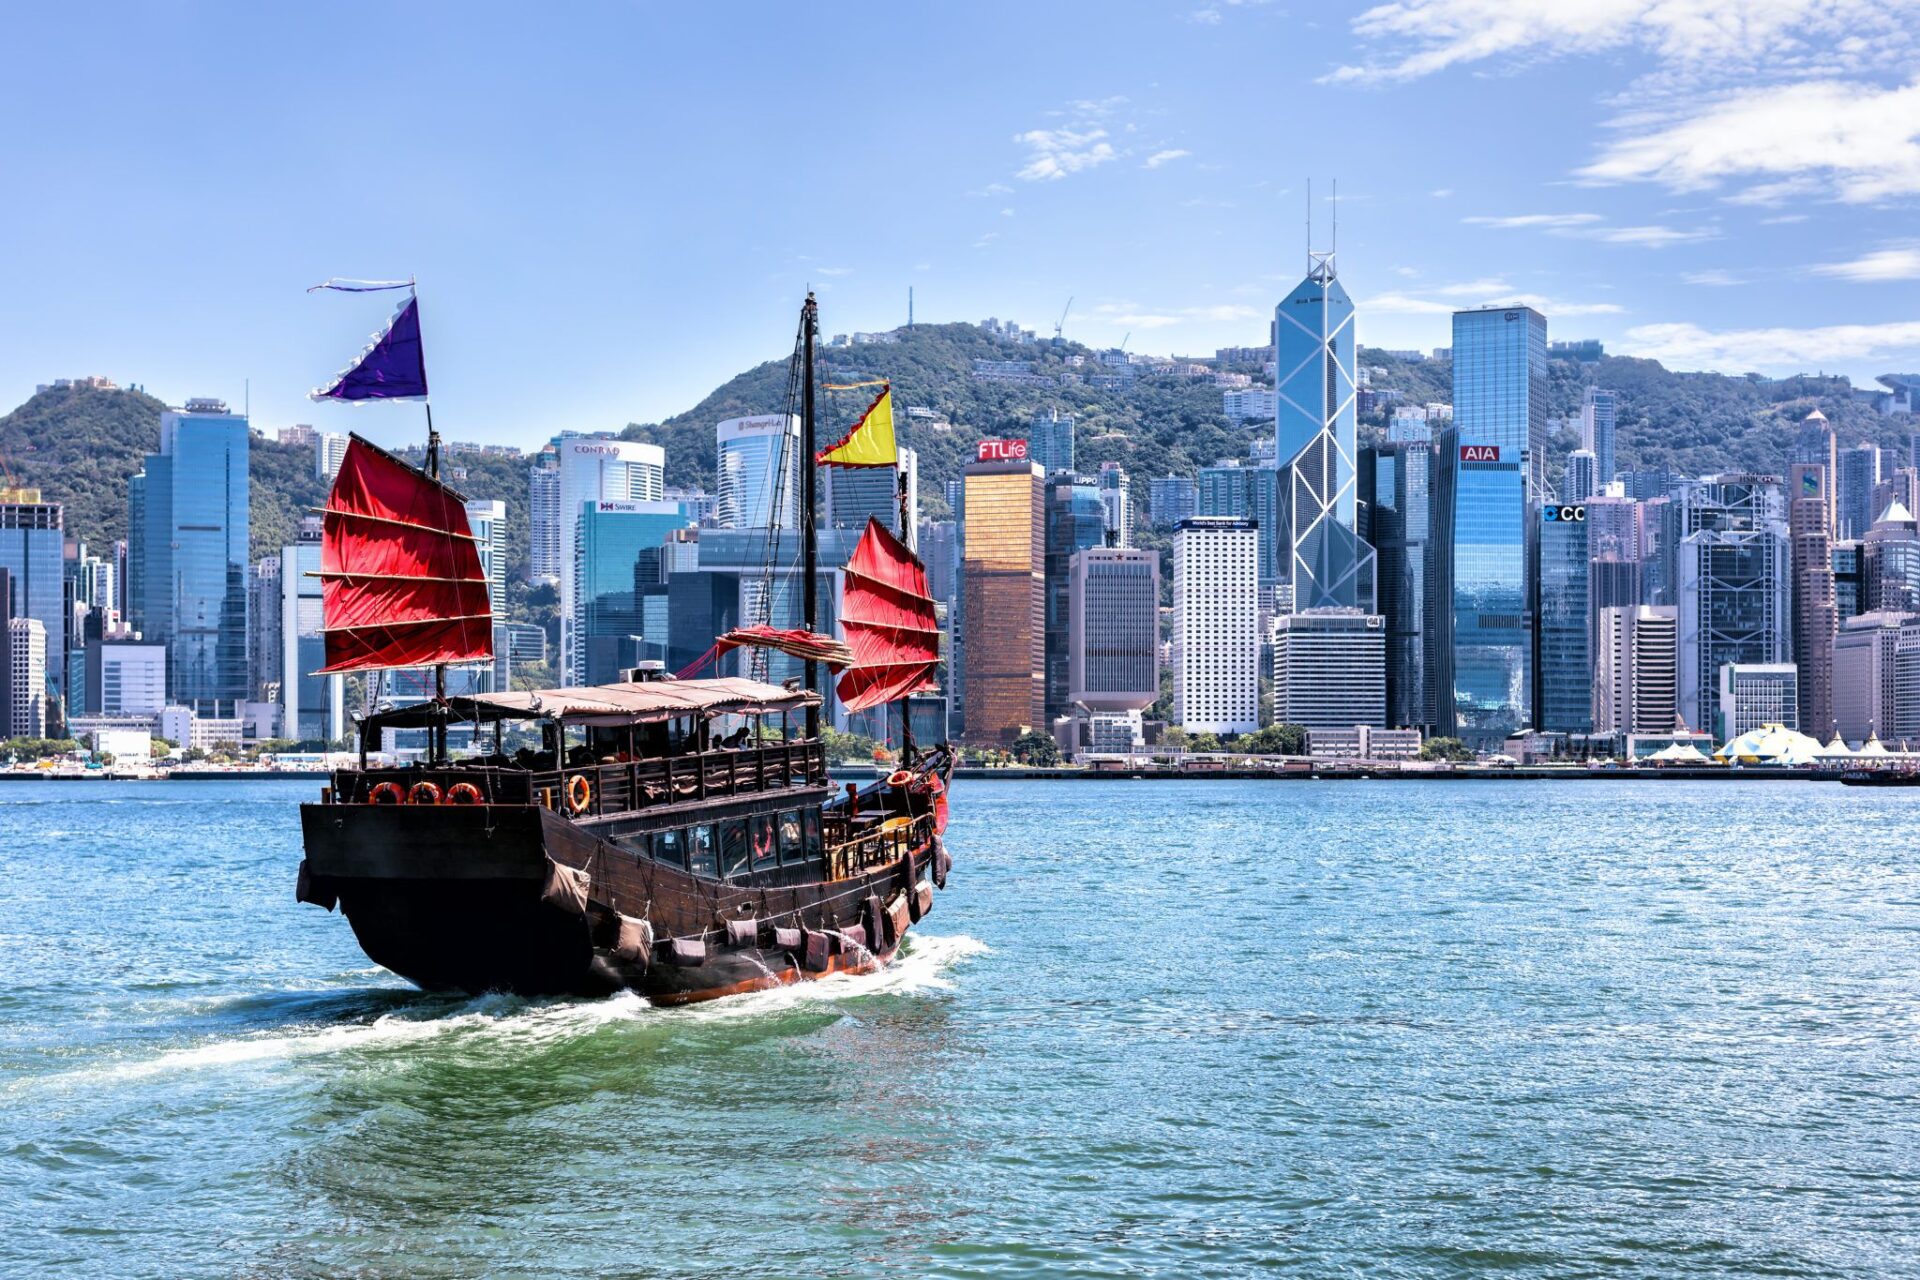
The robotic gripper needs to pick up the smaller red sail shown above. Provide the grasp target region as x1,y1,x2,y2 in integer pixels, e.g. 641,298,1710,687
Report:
835,517,940,714
316,435,493,674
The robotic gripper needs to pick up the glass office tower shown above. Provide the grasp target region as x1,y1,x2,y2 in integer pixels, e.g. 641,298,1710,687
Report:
1044,474,1109,724
573,501,695,685
128,400,250,707
1274,255,1374,610
0,498,66,707
1435,306,1547,747
1536,503,1592,733
1197,459,1283,586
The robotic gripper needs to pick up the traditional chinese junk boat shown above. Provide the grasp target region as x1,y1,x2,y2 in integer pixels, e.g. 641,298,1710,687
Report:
295,288,953,1003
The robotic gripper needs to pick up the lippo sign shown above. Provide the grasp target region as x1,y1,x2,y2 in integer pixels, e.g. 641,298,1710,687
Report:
977,438,1029,462
1459,444,1501,462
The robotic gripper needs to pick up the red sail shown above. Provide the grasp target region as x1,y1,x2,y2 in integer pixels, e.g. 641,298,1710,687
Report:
316,435,493,673
835,517,940,714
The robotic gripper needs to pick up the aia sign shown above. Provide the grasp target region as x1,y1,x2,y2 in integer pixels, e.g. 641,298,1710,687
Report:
977,438,1029,462
1459,444,1500,462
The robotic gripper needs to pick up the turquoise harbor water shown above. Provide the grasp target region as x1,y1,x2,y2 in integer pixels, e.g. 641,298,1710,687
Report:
2,779,1919,1277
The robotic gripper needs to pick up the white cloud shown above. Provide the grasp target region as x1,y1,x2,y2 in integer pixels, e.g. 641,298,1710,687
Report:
1813,246,1920,281
1682,269,1744,286
1143,149,1192,169
1430,187,1454,198
1013,127,1118,181
1623,318,1920,371
1587,224,1716,247
1577,77,1920,202
1090,301,1260,329
1370,287,1625,316
968,182,1014,198
1322,0,1913,84
1190,7,1222,23
815,266,853,277
1463,212,1603,228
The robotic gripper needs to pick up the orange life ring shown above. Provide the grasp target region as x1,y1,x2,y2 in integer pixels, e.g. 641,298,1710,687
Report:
408,780,442,806
886,769,913,787
566,774,593,814
368,781,405,806
446,782,483,806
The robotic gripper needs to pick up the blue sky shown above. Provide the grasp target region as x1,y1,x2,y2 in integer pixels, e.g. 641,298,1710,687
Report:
2,1,1916,448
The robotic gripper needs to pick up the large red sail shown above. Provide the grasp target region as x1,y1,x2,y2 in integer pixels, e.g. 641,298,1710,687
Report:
835,517,940,714
316,435,493,673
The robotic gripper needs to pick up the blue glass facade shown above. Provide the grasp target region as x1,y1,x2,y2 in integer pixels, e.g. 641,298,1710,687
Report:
1436,307,1546,746
1536,504,1592,733
1359,441,1433,729
1045,475,1109,721
1197,461,1282,584
128,405,250,706
1274,262,1373,609
573,501,692,685
0,502,66,705
1031,411,1075,476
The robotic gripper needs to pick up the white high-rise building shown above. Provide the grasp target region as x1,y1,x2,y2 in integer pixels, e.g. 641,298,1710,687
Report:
1271,608,1387,729
1068,546,1159,713
1595,605,1680,736
717,415,800,530
529,453,562,583
465,499,508,615
281,527,345,743
1097,461,1132,548
553,438,666,684
98,640,166,716
8,617,47,737
1171,517,1259,735
315,431,350,482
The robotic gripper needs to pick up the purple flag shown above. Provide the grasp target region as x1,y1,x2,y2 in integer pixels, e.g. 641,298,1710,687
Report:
312,296,429,402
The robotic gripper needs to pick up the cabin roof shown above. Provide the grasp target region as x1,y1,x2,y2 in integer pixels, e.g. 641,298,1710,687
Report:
365,676,820,729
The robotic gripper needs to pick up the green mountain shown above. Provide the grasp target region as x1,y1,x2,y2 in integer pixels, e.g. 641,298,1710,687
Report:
1,324,1906,606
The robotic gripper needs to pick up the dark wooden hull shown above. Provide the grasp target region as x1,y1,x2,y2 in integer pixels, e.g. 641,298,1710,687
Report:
297,799,936,1003
1839,769,1920,786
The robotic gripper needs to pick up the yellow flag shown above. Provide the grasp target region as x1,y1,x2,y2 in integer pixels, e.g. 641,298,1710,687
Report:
816,386,897,467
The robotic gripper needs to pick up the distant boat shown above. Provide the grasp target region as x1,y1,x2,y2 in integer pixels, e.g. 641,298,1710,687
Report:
294,291,954,1002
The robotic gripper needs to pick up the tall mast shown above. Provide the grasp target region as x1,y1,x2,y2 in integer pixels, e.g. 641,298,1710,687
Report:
800,293,820,739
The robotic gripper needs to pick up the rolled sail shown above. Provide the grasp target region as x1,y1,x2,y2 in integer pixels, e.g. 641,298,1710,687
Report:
315,435,493,673
835,517,940,714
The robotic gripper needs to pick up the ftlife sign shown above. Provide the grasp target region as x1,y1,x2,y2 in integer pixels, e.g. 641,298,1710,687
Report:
977,438,1029,462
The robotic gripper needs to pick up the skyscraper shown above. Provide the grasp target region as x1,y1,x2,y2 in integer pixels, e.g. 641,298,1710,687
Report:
1171,517,1259,735
128,399,250,707
1271,609,1386,730
1044,475,1109,724
1274,255,1374,610
315,431,350,483
1679,525,1791,734
281,519,344,743
1097,461,1132,548
1793,408,1838,532
825,445,918,545
1031,410,1075,475
1360,436,1435,731
0,494,66,710
1067,546,1159,714
716,415,798,530
1565,449,1598,503
1579,386,1617,490
528,449,562,582
1149,476,1198,529
572,500,692,684
1862,499,1920,613
1436,306,1547,746
553,437,666,683
1536,502,1592,733
960,453,1045,745
1197,459,1282,584
466,499,508,616
1594,605,1679,737
1788,462,1838,737
1838,443,1882,540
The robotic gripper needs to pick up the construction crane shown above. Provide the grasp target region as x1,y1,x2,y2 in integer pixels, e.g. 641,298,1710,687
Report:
1053,296,1073,346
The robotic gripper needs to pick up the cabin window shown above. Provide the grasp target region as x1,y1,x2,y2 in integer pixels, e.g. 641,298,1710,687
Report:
687,824,717,877
751,813,779,872
777,810,804,864
803,809,823,858
652,827,684,868
720,819,751,880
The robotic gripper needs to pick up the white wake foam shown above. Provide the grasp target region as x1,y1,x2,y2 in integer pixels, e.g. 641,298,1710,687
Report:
14,934,988,1091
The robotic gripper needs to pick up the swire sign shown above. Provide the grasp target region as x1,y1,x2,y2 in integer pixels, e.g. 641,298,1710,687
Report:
1459,444,1500,462
977,438,1030,462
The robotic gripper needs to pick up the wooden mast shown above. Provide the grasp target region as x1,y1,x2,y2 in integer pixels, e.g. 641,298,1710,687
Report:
801,293,820,741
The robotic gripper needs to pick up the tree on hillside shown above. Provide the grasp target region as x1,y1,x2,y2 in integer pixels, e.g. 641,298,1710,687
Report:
1240,724,1307,755
1418,736,1474,762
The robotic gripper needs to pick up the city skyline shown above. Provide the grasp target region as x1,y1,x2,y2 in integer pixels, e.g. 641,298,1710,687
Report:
2,3,1918,447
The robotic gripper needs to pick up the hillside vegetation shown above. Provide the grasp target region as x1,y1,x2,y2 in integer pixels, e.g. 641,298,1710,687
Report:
1,324,1906,601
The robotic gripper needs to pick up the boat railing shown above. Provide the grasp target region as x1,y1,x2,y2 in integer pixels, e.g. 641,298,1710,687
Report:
823,810,934,881
329,739,829,812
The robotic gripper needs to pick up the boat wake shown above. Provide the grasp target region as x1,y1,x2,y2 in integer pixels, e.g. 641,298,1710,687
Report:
17,934,987,1092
